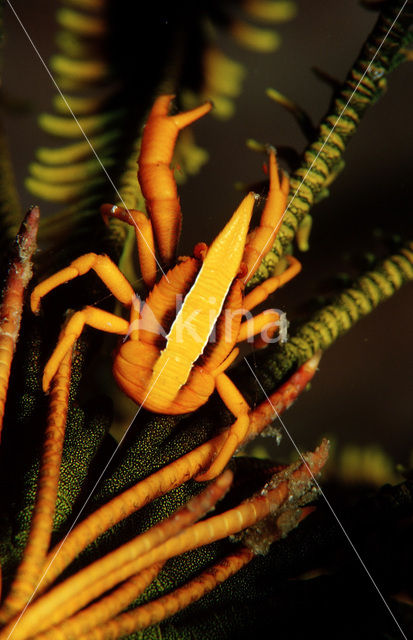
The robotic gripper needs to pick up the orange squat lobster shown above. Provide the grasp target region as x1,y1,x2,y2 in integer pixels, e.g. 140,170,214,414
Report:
31,95,301,481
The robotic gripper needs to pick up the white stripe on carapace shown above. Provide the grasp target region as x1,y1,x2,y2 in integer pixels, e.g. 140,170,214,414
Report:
146,192,256,409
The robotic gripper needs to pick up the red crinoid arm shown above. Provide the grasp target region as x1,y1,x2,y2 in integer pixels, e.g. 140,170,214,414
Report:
0,206,39,439
248,351,322,439
138,95,212,266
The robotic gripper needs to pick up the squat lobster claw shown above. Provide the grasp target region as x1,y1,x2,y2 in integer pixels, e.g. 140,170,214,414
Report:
31,95,301,482
101,94,213,286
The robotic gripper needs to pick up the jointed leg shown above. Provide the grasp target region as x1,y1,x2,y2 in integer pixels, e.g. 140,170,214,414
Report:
243,255,301,312
101,204,157,288
237,309,280,343
210,348,240,376
242,149,289,284
196,373,250,482
43,306,130,391
31,253,135,313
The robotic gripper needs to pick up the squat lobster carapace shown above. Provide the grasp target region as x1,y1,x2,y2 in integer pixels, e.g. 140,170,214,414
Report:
129,192,255,414
31,95,301,481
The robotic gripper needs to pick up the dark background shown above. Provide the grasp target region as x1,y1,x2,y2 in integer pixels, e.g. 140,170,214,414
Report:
2,0,412,464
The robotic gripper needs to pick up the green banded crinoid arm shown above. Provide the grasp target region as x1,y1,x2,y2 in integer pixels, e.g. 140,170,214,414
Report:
253,241,413,393
251,0,413,286
180,0,297,121
25,0,131,261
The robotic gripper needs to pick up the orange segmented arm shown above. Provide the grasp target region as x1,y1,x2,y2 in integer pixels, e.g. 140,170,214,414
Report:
0,206,39,439
79,506,320,640
147,193,256,411
0,341,72,624
138,95,212,265
34,563,164,640
46,505,319,639
5,443,328,640
127,439,328,569
41,442,327,638
77,548,254,640
36,433,227,594
36,355,321,594
33,557,164,640
1,472,233,640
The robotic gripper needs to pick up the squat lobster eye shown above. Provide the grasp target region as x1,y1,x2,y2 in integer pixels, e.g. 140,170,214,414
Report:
31,95,301,481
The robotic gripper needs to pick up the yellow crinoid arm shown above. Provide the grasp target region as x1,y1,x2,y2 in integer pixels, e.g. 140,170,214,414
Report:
146,193,256,412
